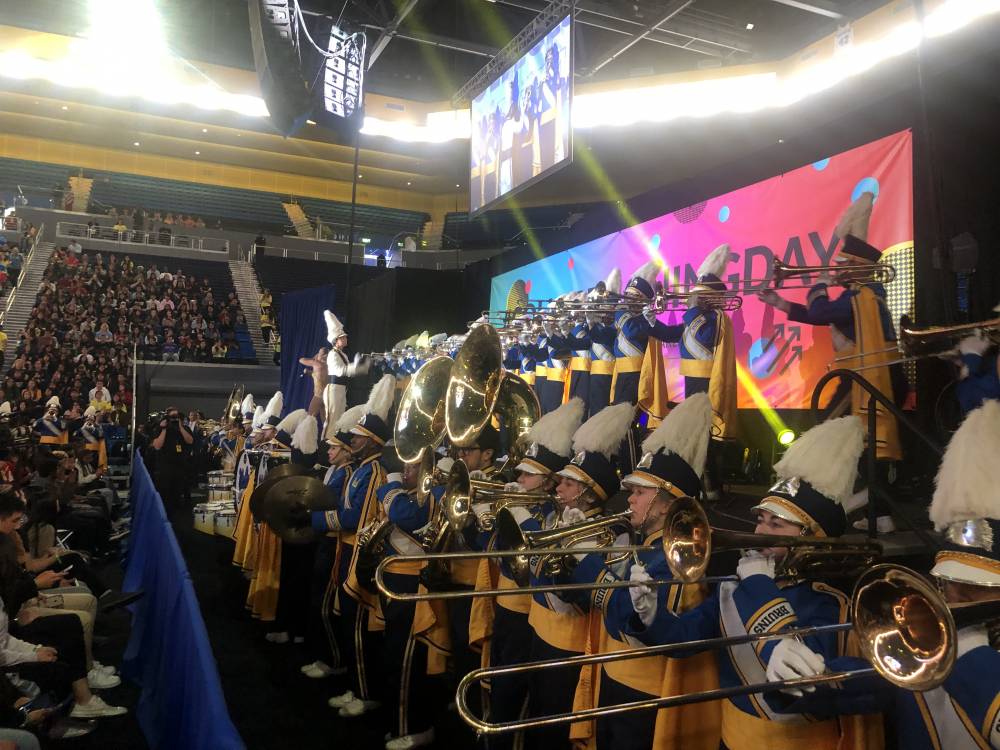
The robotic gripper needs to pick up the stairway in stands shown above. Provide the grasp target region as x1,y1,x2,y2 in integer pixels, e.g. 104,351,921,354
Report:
67,175,94,212
282,202,314,237
228,259,272,363
3,238,56,363
421,217,443,251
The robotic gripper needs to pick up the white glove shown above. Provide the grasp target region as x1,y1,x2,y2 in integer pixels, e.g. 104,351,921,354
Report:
736,551,776,581
468,470,489,481
471,502,492,527
629,564,657,627
958,333,990,358
352,352,364,366
542,321,555,339
584,312,596,326
503,482,525,493
641,305,657,327
956,624,990,658
766,639,825,697
385,472,403,486
560,507,586,527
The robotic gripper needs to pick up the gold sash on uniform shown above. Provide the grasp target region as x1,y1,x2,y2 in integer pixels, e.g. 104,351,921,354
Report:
469,558,499,666
246,525,281,621
412,586,451,675
639,342,670,428
679,314,739,439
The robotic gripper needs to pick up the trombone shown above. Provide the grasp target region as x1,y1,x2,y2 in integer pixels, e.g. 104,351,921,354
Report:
456,564,1000,735
375,496,882,601
747,259,895,290
831,317,1000,372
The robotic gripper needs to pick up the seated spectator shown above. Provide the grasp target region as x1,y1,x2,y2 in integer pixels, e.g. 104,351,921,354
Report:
93,324,112,345
161,334,179,362
211,341,226,360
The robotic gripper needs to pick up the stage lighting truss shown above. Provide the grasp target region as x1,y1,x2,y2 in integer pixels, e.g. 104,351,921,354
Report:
323,25,366,119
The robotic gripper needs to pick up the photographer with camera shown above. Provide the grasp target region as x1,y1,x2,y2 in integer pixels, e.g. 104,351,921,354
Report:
150,407,193,517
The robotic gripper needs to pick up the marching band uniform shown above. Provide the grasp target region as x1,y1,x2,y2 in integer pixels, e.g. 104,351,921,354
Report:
516,333,537,388
522,403,634,749
323,310,371,442
583,269,622,419
681,244,738,439
786,400,1000,748
955,326,1000,414
563,395,721,750
483,400,583,750
245,392,285,621
328,376,393,718
34,396,69,446
378,467,443,750
77,407,108,471
613,262,681,425
624,416,877,750
547,306,591,415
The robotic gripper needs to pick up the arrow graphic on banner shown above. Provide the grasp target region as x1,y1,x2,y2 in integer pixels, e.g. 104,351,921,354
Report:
777,326,803,375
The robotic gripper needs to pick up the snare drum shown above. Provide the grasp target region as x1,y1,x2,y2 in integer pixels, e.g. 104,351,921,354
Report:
193,504,216,535
214,509,238,539
207,471,235,502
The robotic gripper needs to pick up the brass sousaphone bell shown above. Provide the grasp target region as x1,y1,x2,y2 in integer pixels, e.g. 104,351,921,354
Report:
394,355,454,464
222,384,245,427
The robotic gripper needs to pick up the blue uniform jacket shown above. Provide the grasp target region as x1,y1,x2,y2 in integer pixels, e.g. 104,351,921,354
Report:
957,352,1000,414
311,458,378,533
681,307,720,362
786,282,896,344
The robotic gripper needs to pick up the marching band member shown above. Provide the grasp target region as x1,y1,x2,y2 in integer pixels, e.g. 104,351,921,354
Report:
624,415,876,750
758,193,904,532
682,244,738,439
378,456,444,750
302,404,364,681
546,293,591,414
954,317,1000,414
775,399,1000,748
523,402,634,749
254,392,284,446
562,394,720,750
481,399,582,750
34,396,69,447
240,393,256,432
613,262,681,424
76,406,108,473
321,310,371,442
585,269,621,419
327,376,393,719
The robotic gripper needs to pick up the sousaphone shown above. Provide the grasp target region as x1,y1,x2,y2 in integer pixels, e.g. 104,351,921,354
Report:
445,323,504,447
395,355,454,463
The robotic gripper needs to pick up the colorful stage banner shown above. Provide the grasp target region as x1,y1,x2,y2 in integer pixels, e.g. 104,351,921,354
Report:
490,130,914,409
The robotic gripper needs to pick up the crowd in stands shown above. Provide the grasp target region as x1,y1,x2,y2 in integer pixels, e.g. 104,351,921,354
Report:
0,239,24,296
104,206,218,232
258,288,280,365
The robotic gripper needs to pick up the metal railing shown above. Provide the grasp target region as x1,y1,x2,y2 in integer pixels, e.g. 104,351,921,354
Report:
0,221,44,327
243,243,350,264
54,222,229,253
0,216,22,235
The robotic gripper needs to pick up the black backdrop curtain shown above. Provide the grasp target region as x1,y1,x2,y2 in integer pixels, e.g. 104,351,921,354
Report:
279,284,336,414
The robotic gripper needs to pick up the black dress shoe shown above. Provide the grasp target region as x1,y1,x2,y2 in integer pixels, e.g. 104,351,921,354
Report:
99,590,145,612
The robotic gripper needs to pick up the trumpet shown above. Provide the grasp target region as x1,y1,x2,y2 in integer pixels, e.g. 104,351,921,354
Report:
748,259,895,290
456,564,1000,734
831,316,1000,372
441,461,551,533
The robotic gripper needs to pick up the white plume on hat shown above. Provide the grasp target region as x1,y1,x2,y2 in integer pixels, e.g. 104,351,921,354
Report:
365,375,396,421
251,405,265,430
834,192,874,243
774,416,864,505
84,405,97,418
629,260,661,289
697,243,731,279
929,400,1000,529
526,398,584,458
428,333,447,346
276,408,308,435
292,414,319,455
335,404,366,433
641,393,712,476
605,267,622,296
437,456,455,476
572,402,634,459
240,393,255,415
324,310,346,344
46,396,61,409
0,402,11,416
263,391,283,421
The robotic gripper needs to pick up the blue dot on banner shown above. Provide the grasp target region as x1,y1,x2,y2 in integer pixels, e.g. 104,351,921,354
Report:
851,177,880,203
812,158,830,171
649,234,661,250
718,206,730,223
747,338,779,379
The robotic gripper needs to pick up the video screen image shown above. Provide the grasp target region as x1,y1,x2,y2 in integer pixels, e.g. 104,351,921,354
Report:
489,131,915,409
470,14,572,214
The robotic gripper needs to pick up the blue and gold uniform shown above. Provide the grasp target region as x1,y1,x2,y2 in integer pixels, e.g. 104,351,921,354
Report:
34,413,68,446
550,321,591,413
956,347,1000,415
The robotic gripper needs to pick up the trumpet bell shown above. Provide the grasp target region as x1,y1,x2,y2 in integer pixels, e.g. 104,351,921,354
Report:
446,324,504,447
852,564,954,691
395,355,454,463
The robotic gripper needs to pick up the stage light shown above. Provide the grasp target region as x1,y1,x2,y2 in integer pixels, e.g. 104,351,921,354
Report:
406,181,412,186
322,24,366,120
61,105,68,111
746,22,755,30
777,429,795,446
132,141,140,146
201,128,208,133
194,150,200,155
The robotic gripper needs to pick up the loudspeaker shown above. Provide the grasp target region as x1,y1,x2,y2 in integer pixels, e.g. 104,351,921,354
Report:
248,0,312,135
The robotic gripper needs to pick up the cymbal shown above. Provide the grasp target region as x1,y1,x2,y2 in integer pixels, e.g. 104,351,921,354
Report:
258,475,337,545
248,464,311,520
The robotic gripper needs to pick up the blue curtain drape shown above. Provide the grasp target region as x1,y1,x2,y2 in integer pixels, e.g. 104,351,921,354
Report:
121,457,244,750
279,284,336,413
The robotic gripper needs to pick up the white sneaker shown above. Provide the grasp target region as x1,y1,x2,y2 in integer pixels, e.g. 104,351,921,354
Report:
328,690,356,708
302,661,343,679
48,718,96,739
300,660,320,674
386,728,435,749
339,698,380,718
92,660,117,676
70,695,128,719
853,515,896,534
87,669,122,689
264,631,289,644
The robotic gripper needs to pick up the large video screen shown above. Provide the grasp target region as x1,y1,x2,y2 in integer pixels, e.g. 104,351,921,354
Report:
470,15,572,215
490,131,915,409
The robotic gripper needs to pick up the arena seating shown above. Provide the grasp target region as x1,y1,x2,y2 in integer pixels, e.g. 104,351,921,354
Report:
441,203,594,250
296,197,429,245
0,156,73,208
